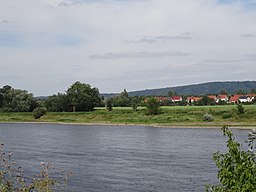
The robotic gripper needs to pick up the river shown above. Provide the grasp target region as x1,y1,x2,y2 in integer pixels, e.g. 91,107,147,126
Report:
0,123,249,191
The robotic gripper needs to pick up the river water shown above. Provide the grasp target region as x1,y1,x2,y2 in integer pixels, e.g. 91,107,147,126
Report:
0,123,249,191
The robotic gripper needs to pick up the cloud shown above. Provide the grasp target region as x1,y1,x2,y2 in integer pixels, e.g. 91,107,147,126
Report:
88,50,189,59
0,0,256,95
241,33,256,38
125,33,193,43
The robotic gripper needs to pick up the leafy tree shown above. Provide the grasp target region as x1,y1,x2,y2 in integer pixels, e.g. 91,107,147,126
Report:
206,126,256,191
0,93,4,108
0,86,37,112
66,81,101,112
33,107,47,119
236,103,245,115
44,93,69,112
105,98,113,111
196,96,215,106
112,89,130,107
130,96,140,111
145,97,161,115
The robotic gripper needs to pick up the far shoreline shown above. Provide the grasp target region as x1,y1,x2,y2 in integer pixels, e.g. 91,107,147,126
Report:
0,121,255,130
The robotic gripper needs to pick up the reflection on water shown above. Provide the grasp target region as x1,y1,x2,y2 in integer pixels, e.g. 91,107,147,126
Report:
0,123,248,192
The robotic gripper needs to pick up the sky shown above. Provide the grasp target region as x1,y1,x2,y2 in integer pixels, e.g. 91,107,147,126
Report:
1,0,256,96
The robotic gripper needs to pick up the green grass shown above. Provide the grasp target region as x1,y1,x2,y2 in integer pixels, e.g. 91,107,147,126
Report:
0,105,256,127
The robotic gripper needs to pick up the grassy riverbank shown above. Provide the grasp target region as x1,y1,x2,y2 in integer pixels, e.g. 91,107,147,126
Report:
0,105,256,128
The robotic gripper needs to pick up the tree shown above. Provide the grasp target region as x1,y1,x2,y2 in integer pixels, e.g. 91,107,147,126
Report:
66,81,101,112
105,98,113,111
145,97,161,115
168,90,177,97
130,96,140,111
206,126,256,191
33,107,47,119
236,103,245,115
0,86,37,112
44,93,69,112
112,89,130,107
196,96,215,106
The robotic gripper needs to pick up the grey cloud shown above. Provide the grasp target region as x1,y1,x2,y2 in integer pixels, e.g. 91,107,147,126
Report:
241,33,256,38
202,59,241,64
1,20,15,24
126,33,193,44
244,53,256,60
58,1,81,7
88,50,189,59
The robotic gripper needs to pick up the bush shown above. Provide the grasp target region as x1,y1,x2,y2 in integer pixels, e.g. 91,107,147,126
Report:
206,126,256,191
203,113,214,122
105,98,113,111
236,103,245,115
145,97,162,115
33,107,47,119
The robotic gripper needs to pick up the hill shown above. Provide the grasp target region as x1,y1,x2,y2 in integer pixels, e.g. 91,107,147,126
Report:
101,81,256,97
128,81,256,96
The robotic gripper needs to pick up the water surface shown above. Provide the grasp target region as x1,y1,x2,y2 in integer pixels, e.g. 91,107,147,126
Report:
0,123,249,191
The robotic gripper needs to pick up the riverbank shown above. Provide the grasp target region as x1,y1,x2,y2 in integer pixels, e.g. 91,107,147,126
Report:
1,105,256,129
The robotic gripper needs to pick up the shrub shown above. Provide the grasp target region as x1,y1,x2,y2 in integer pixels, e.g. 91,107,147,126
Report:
203,113,214,122
105,98,113,111
236,103,245,115
206,126,256,191
145,97,161,115
0,143,69,191
33,107,47,119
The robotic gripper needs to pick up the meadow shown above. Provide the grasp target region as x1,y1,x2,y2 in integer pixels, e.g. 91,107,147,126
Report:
0,105,256,128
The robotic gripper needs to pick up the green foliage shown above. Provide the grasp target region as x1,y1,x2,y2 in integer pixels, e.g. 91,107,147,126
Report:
67,81,101,112
44,93,69,112
145,97,161,115
236,103,245,115
0,85,38,112
206,126,256,191
196,96,215,106
33,107,47,119
0,143,69,191
130,96,140,111
105,98,113,111
112,89,131,107
203,113,214,122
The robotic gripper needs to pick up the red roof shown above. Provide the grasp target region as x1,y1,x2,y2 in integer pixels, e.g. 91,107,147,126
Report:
208,95,217,100
172,96,182,100
187,96,202,102
229,94,242,102
218,95,228,99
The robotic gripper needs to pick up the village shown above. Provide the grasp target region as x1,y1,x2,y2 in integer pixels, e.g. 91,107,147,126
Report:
155,93,256,105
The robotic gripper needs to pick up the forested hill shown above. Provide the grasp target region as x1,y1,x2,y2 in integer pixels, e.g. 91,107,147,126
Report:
125,81,256,96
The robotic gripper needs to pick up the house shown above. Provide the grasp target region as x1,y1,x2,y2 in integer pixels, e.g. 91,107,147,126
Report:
171,96,182,102
155,96,170,102
208,95,217,102
239,95,251,103
217,95,229,103
229,94,242,103
247,94,256,102
186,96,202,103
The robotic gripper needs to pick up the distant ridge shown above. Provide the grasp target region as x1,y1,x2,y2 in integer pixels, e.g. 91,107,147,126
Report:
101,81,256,97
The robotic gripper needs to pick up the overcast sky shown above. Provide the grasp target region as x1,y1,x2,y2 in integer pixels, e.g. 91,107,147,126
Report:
1,0,256,96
